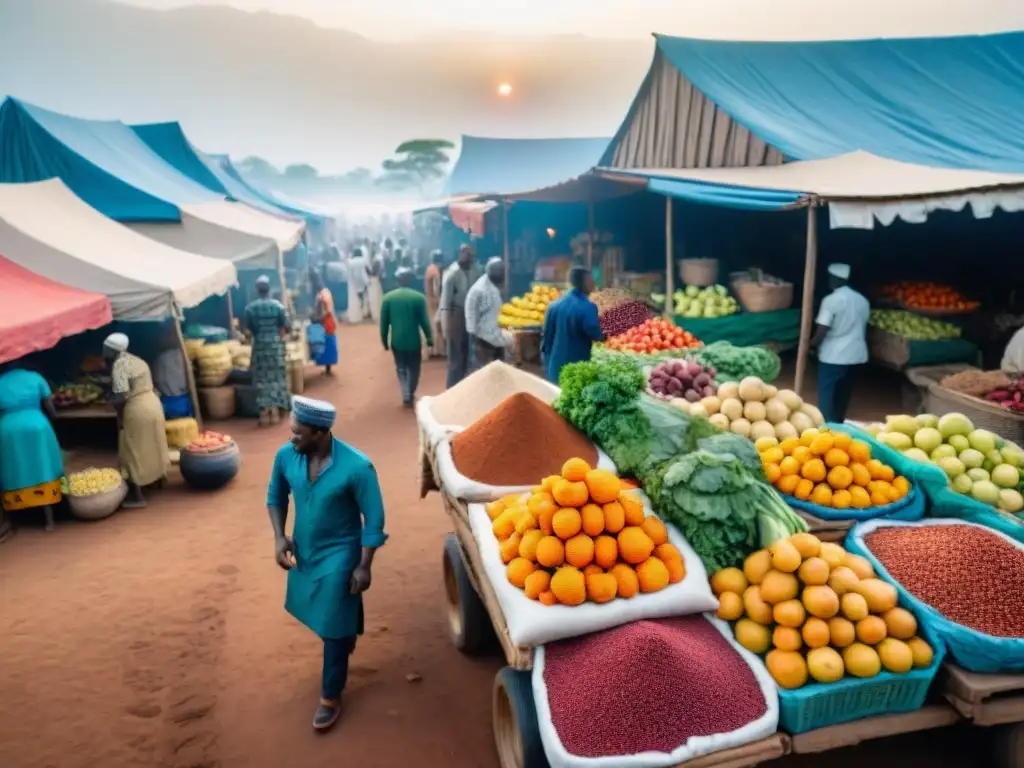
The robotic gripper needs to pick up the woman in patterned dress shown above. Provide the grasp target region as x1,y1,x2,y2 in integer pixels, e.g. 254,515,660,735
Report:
103,333,169,508
243,275,291,427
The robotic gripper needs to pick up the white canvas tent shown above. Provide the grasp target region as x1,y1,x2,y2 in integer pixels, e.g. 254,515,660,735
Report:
0,180,237,319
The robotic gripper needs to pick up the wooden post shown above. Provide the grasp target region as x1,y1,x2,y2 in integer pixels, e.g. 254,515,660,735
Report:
794,203,819,398
174,318,203,431
664,196,674,320
225,290,234,329
502,198,510,299
586,199,595,269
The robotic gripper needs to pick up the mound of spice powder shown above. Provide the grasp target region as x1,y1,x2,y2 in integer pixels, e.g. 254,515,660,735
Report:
543,616,768,758
450,393,598,485
865,524,1024,638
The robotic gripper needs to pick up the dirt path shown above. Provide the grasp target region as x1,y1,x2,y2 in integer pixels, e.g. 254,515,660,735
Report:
0,325,988,767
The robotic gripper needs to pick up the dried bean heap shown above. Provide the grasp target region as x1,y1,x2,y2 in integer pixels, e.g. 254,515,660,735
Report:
544,616,767,758
865,524,1024,638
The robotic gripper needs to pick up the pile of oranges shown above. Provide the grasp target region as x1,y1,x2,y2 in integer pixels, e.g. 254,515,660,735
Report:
879,281,979,312
756,427,911,509
486,458,685,606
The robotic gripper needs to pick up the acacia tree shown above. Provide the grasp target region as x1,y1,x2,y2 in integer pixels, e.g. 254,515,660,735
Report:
377,139,454,191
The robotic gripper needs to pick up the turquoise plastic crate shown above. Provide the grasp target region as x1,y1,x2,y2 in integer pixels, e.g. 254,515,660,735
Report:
776,604,945,734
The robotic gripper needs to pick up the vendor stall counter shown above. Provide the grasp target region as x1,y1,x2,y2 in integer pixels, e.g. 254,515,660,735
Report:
674,309,800,350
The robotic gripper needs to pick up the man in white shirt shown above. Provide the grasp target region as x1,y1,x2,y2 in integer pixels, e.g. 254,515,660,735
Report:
810,263,870,423
465,257,512,369
1002,326,1024,374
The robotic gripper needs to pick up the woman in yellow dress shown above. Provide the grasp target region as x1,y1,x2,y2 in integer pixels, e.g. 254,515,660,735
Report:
103,333,169,508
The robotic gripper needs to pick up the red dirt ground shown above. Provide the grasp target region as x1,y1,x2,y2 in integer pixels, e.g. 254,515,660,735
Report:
0,326,989,767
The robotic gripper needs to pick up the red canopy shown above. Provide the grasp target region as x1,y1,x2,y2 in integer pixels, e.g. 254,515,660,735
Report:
0,253,112,364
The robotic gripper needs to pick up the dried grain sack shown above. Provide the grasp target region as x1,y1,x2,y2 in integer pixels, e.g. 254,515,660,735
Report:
450,393,598,486
542,617,768,759
428,361,559,427
865,524,1024,638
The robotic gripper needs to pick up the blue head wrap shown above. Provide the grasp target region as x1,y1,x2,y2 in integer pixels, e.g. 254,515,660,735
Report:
291,396,336,429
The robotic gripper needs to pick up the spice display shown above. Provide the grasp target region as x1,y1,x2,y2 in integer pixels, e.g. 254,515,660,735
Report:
712,532,935,689
869,413,1024,513
939,369,1011,398
869,309,962,340
543,616,768,757
591,287,635,316
487,459,682,605
759,427,911,509
598,300,652,337
878,281,980,312
428,361,557,427
603,317,700,356
704,377,824,439
865,524,1024,638
498,284,562,329
451,393,597,485
691,341,782,384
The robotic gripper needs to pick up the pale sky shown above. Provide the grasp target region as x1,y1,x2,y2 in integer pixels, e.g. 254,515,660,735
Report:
121,0,1024,42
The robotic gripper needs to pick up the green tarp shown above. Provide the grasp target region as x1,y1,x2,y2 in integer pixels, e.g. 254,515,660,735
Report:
674,309,800,349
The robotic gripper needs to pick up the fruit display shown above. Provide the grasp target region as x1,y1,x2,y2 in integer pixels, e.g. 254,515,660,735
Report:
697,377,824,440
878,281,980,313
196,343,233,387
672,284,740,319
712,533,935,689
184,430,234,454
985,377,1024,413
759,426,911,509
869,310,962,340
591,288,638,316
648,359,717,405
868,413,1024,513
598,300,653,338
67,467,124,497
603,318,701,355
486,458,686,606
498,284,562,329
53,381,104,408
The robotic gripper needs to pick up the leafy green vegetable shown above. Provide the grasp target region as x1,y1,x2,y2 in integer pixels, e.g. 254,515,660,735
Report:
692,341,781,383
697,432,766,480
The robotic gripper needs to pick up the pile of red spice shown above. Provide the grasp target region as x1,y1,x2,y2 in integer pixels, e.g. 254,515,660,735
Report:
865,524,1024,637
543,616,767,758
450,392,598,485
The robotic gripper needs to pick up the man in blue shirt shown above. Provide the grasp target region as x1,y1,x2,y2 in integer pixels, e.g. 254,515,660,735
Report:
542,265,604,384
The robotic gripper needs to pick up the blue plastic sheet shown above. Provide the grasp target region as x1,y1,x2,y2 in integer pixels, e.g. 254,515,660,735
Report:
647,176,803,211
848,519,1024,674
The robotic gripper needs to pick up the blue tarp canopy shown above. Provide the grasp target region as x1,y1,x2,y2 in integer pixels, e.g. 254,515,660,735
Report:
0,98,220,221
212,156,327,225
446,135,611,197
653,31,1024,173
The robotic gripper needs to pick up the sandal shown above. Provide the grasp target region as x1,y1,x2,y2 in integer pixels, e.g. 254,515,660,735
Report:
312,698,341,731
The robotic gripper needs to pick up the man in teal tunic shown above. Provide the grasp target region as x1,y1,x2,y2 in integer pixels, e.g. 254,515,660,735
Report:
267,395,388,731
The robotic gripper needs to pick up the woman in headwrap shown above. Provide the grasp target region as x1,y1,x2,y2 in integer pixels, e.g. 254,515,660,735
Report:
103,333,169,508
308,267,339,375
243,275,291,426
0,361,64,530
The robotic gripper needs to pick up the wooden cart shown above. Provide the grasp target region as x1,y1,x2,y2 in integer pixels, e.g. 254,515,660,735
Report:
420,434,1024,768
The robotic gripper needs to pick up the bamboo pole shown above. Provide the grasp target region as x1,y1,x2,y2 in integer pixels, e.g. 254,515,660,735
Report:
586,199,595,269
174,318,203,431
794,204,819,398
664,196,674,320
502,199,510,299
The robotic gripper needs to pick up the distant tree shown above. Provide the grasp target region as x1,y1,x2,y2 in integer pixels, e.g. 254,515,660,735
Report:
341,167,374,186
377,139,454,190
284,163,319,180
236,156,278,180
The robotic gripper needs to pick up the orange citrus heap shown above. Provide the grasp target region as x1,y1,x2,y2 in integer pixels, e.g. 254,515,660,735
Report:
711,532,934,690
486,458,684,606
758,427,910,509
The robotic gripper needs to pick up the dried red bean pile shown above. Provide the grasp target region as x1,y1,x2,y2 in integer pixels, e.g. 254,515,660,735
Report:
599,301,653,338
543,616,767,758
865,524,1024,638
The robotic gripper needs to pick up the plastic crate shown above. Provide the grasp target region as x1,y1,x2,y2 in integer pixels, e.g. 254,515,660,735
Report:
777,610,945,734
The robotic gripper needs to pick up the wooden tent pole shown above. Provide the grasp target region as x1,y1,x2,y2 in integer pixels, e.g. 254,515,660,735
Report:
502,198,510,299
175,318,203,431
664,196,674,321
586,199,595,269
794,203,819,398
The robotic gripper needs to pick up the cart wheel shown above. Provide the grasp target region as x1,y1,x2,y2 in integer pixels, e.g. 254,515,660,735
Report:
493,667,549,768
989,723,1024,768
442,533,490,654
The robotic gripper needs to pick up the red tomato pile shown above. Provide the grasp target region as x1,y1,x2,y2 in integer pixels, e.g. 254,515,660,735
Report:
605,318,701,354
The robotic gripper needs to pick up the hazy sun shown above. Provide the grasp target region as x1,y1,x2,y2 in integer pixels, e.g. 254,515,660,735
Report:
497,82,513,97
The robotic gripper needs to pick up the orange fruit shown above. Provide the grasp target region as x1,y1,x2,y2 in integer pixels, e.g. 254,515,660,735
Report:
583,564,604,577
849,440,871,463
779,437,800,456
811,484,833,507
515,512,539,536
773,626,803,652
550,566,587,606
618,527,655,564
518,530,545,562
602,501,626,533
535,536,565,568
850,463,872,487
499,533,523,564
636,557,670,593
593,535,619,569
893,476,910,496
609,563,639,598
795,478,814,500
538,590,558,606
762,447,785,465
801,458,827,483
810,433,835,456
833,432,853,451
877,464,895,483
552,508,582,540
537,507,556,535
506,557,535,589
654,542,683,563
584,469,621,504
866,459,887,481
777,474,801,495
832,489,852,509
849,486,871,509
827,465,853,490
802,617,831,649
565,534,595,568
586,572,618,603
780,456,801,476
641,516,669,546
824,448,850,468
552,479,589,508
662,556,686,584
856,615,888,645
870,489,891,507
524,570,551,600
580,504,605,537
793,446,813,464
620,493,646,526
540,475,561,491
527,492,556,517
764,463,782,484
561,457,592,482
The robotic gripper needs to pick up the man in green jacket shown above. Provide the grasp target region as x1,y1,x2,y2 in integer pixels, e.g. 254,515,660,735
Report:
380,268,434,407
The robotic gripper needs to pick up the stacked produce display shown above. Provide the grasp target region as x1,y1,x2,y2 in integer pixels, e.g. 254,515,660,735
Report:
691,342,782,383
878,281,980,313
869,310,963,339
692,377,824,441
648,360,718,418
195,343,233,387
602,317,701,355
712,532,935,690
651,284,741,318
869,413,1024,514
184,430,234,453
498,284,562,329
53,381,104,408
487,459,685,606
759,427,911,510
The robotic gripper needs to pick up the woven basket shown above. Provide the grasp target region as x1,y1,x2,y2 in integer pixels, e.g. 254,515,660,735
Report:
924,384,1024,444
678,258,719,287
199,385,236,420
731,280,794,313
184,338,206,360
68,482,128,521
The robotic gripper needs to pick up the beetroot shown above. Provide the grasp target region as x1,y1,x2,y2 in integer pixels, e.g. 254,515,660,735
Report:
599,301,652,337
543,617,768,758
